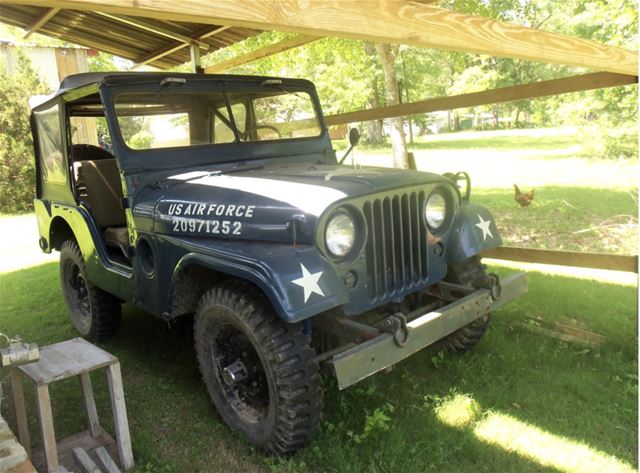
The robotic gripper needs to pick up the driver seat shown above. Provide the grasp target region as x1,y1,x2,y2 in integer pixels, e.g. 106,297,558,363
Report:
78,159,130,255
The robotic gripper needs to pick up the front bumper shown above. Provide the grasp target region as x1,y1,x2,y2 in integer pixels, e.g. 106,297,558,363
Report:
328,272,528,389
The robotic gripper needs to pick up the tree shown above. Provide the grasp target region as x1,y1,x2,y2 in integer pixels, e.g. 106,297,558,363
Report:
0,54,49,212
375,44,409,169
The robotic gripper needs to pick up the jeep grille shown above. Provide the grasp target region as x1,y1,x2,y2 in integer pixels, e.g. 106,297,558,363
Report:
363,191,429,301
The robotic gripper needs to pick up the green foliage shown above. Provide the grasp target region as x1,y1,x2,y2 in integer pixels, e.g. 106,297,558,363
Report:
347,403,395,444
0,54,49,213
128,130,155,150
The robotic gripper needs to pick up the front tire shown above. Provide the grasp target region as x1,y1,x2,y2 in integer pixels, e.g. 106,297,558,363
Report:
60,240,121,341
194,280,323,454
442,256,492,352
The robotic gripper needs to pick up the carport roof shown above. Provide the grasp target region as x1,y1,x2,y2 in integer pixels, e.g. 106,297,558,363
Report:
0,5,260,69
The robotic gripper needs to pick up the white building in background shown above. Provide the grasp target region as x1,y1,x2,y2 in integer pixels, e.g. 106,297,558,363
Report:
0,40,92,92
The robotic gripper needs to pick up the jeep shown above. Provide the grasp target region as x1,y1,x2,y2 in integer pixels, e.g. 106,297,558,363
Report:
31,72,527,454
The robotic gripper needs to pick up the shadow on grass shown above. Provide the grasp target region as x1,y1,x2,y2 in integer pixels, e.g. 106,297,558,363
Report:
0,262,636,472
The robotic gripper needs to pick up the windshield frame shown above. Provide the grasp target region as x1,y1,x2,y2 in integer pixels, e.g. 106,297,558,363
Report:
108,80,325,154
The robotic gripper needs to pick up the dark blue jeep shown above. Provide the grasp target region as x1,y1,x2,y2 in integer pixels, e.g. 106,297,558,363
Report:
31,72,527,454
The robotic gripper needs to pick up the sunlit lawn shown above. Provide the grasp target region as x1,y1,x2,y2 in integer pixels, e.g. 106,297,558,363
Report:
0,127,637,472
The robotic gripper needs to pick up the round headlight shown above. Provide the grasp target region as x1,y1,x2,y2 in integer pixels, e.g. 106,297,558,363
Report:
425,192,447,229
325,212,355,257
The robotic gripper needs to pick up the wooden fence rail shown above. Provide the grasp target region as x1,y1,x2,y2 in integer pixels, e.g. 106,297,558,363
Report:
482,246,639,273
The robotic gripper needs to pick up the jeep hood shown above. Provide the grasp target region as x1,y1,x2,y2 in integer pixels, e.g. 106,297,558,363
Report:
145,163,452,244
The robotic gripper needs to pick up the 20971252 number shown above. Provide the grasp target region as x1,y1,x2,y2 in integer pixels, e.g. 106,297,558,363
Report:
172,217,242,235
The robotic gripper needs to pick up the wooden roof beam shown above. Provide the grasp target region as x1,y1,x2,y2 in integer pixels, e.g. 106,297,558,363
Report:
135,25,231,67
205,34,319,73
325,72,638,126
23,7,60,38
6,0,637,75
94,11,209,50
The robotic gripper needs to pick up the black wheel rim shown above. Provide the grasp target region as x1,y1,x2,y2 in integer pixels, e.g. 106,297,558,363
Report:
212,324,270,424
64,261,92,333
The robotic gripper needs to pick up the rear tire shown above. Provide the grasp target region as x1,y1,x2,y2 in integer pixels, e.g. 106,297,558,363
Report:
442,256,491,352
60,240,121,341
194,280,323,454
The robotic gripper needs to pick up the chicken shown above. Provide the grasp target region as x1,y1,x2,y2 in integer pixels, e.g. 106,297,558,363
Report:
514,184,535,207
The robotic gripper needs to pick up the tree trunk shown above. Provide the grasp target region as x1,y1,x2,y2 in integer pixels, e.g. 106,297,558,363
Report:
366,76,383,144
375,43,409,169
363,42,383,144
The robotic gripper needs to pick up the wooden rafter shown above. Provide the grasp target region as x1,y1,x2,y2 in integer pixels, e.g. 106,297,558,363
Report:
325,72,638,126
4,0,637,74
94,11,210,50
482,247,638,273
205,34,318,73
22,7,60,38
135,25,231,66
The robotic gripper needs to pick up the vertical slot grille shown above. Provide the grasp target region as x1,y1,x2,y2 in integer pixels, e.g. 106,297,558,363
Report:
363,190,428,301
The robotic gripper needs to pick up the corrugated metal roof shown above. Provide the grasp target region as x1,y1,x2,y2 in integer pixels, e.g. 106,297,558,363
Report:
0,5,260,69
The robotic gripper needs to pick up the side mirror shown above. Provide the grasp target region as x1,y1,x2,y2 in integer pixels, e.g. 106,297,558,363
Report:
348,128,360,147
339,128,361,165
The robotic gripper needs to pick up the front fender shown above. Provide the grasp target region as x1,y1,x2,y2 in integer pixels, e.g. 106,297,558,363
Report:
448,203,502,263
170,239,348,323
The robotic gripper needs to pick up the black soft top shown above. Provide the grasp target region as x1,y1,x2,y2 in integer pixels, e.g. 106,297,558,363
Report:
52,71,313,100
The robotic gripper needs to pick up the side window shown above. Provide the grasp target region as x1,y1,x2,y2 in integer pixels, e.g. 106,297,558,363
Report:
34,104,66,183
213,103,246,143
69,116,112,151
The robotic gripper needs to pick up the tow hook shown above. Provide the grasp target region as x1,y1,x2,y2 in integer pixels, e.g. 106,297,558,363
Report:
382,313,409,347
487,273,502,300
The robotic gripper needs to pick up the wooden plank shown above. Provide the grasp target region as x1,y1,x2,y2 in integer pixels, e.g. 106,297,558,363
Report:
95,446,122,473
204,34,319,73
79,373,101,438
19,338,117,385
135,25,230,66
8,0,637,74
35,384,58,473
30,427,117,472
106,363,134,470
22,7,60,38
94,11,209,49
10,369,31,458
482,246,639,273
72,447,101,473
325,72,638,125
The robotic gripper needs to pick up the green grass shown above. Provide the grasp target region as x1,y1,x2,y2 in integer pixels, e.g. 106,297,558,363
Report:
473,186,638,255
0,262,637,473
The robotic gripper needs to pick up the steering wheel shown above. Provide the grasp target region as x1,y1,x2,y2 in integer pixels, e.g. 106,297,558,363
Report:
252,124,282,139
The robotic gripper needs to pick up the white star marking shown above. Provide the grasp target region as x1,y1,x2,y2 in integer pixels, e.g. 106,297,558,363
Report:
292,263,325,303
475,214,494,241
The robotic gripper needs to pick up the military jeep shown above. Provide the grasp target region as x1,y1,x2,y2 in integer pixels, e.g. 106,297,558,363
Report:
31,72,527,454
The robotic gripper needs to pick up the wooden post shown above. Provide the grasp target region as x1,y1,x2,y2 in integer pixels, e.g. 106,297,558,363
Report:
79,372,101,438
35,384,58,473
10,369,31,458
106,363,134,470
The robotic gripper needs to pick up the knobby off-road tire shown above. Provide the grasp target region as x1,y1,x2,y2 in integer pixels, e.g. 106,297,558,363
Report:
194,280,323,455
59,240,121,341
442,255,492,352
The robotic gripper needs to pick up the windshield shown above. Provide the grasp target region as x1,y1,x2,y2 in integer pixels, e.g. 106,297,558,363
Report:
113,87,322,150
